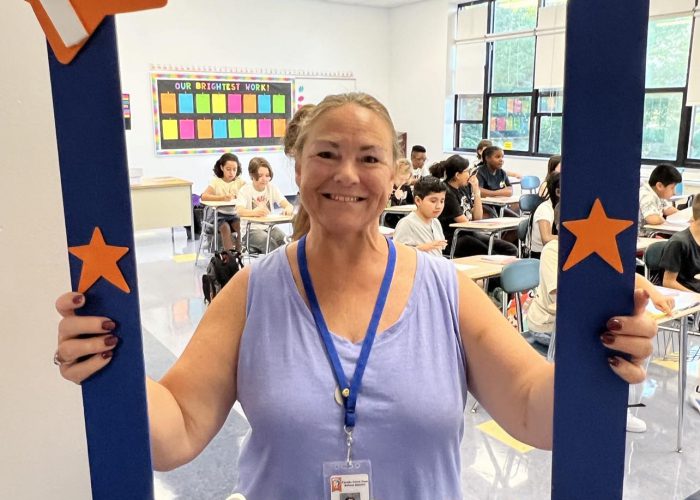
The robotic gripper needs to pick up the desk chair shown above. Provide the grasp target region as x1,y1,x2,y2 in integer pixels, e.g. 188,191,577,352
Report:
520,175,540,195
501,259,540,334
195,206,218,266
644,240,668,284
517,219,530,258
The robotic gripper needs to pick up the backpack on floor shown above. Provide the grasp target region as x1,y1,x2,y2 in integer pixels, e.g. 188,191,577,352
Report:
202,249,244,304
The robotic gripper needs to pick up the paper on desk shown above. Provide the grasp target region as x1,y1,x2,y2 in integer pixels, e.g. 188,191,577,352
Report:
666,207,692,225
646,286,700,317
455,264,477,271
480,254,518,264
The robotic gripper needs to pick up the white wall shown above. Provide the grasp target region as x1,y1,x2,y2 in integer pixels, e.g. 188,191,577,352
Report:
0,3,91,499
116,0,392,196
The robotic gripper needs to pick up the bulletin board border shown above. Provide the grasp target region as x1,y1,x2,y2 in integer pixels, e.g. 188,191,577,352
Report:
150,71,296,156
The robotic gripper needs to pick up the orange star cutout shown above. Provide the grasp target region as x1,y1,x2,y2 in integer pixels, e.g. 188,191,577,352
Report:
68,227,131,293
562,198,634,273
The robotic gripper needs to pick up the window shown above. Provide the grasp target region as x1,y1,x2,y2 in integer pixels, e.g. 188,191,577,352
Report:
536,91,563,154
689,107,700,160
452,2,698,167
642,92,684,161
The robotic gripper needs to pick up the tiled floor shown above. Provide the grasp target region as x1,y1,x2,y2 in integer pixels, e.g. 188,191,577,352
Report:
135,228,700,499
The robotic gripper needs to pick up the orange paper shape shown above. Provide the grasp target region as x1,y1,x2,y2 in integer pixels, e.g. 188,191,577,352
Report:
68,227,131,293
26,0,168,64
562,198,634,274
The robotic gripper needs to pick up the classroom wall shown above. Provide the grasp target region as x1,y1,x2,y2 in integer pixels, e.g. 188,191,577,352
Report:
0,3,92,499
116,0,392,196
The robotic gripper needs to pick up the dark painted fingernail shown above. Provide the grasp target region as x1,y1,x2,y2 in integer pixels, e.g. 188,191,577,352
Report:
73,294,84,304
102,320,116,331
104,335,118,347
101,351,113,359
601,333,615,345
608,356,620,367
607,318,622,331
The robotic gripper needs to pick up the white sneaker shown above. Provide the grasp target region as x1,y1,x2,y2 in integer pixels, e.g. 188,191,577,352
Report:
689,385,700,415
626,411,647,433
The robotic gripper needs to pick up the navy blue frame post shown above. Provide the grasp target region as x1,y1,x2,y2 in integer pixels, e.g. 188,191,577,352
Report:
48,18,153,499
552,0,649,499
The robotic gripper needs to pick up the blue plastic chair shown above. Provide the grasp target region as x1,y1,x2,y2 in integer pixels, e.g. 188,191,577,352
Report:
519,193,543,214
520,175,541,194
643,240,668,283
500,258,540,334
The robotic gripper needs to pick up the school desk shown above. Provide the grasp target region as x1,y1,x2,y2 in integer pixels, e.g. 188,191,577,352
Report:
643,221,689,237
380,204,416,226
130,177,193,245
201,199,240,251
449,217,526,258
240,214,294,254
651,290,700,452
481,194,521,217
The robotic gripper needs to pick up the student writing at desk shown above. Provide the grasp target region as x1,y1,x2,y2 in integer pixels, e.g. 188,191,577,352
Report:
200,153,246,251
237,157,294,254
659,194,700,294
638,163,681,236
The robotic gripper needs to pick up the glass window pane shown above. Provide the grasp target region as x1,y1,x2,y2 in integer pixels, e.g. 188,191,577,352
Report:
689,107,700,160
457,96,484,120
493,0,538,34
488,96,532,151
641,92,683,160
491,37,535,93
538,92,563,113
538,116,562,154
458,123,484,149
645,16,692,89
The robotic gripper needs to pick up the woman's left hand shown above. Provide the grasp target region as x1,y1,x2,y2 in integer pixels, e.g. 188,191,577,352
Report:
283,205,294,216
601,289,657,384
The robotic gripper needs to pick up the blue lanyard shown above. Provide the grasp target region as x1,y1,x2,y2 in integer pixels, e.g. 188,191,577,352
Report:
297,235,397,429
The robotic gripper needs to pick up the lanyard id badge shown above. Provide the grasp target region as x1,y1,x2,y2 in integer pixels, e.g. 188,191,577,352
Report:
298,235,396,500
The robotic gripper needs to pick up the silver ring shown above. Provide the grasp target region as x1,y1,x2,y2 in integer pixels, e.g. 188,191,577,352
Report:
53,350,67,366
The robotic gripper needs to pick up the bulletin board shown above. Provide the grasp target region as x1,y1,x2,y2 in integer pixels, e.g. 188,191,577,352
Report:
151,72,294,155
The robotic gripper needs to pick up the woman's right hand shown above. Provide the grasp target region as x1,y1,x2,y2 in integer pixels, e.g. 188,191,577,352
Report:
55,292,119,384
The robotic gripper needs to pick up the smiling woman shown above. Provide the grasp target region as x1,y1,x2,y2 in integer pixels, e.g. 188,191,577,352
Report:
54,92,657,500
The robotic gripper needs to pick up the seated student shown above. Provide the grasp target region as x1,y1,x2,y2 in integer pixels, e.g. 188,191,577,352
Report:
538,155,561,198
393,177,448,257
409,144,427,184
476,145,513,198
200,153,246,251
659,194,700,293
384,158,415,229
237,157,294,253
474,139,522,180
529,172,560,259
435,155,517,257
527,202,675,432
638,163,681,235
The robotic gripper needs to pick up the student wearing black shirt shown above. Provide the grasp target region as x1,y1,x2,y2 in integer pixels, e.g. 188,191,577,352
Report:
435,155,517,257
660,195,700,293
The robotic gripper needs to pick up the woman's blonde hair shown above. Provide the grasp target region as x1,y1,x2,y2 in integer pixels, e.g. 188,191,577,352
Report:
396,158,412,177
291,93,401,240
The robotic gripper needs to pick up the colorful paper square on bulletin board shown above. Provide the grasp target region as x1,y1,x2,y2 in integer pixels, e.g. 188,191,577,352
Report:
180,119,195,139
258,94,272,114
228,119,243,139
258,119,272,138
179,93,194,113
162,119,178,140
213,119,227,139
160,93,176,114
243,94,257,114
228,94,242,113
212,94,226,114
243,119,257,138
197,119,212,139
196,93,211,114
273,94,286,114
273,118,286,138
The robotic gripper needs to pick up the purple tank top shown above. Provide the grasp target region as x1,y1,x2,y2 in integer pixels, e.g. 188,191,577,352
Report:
235,247,468,499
